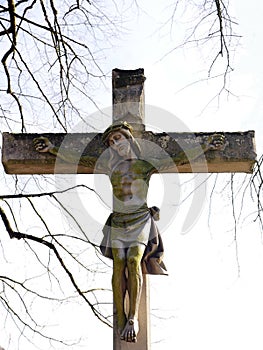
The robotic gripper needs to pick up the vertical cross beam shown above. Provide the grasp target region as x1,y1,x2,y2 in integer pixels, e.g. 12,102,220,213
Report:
112,68,151,350
112,68,146,130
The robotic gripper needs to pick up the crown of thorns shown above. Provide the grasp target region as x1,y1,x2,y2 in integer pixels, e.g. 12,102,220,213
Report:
102,121,133,145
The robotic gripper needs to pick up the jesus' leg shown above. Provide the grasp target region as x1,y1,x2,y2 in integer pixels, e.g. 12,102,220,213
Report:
120,244,145,342
112,246,127,335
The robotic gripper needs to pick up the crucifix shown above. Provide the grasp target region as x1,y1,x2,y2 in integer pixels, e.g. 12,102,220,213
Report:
2,68,256,349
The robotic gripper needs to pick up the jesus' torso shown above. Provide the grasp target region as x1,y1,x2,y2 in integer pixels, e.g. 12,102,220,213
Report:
110,159,155,213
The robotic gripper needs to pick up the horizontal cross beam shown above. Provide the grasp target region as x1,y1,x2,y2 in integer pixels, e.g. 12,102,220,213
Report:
2,130,256,174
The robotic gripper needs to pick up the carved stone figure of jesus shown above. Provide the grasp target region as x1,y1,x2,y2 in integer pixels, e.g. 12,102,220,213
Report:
33,121,225,343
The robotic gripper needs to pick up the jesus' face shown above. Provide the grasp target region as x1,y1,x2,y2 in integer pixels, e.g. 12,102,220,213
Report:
108,131,131,158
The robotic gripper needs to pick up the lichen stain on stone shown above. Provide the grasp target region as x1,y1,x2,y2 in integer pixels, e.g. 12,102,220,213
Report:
81,137,91,146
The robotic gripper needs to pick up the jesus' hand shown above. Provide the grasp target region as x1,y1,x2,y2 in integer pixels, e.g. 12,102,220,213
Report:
33,136,54,153
205,134,227,151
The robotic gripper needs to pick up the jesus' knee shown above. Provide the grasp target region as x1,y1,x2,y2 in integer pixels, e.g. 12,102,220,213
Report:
127,255,141,274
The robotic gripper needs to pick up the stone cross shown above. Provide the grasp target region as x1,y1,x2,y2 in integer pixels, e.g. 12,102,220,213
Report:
2,68,256,350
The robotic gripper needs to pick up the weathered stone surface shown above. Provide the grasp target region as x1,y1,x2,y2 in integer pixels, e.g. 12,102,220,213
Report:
2,130,256,175
112,68,146,130
112,68,145,88
142,130,256,173
2,132,104,174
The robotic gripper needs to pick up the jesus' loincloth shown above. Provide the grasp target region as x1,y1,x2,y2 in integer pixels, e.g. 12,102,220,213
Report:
100,206,168,275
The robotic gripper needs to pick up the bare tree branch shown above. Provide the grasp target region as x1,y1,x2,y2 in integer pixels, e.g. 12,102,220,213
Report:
0,205,112,329
0,0,25,131
250,156,263,227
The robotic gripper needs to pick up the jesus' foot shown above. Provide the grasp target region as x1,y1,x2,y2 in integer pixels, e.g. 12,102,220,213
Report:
120,318,139,342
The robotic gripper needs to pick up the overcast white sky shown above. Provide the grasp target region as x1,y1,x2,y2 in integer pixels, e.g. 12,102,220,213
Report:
1,1,263,349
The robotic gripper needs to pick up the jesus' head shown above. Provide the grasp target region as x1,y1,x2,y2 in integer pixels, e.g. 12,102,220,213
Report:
102,121,141,161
